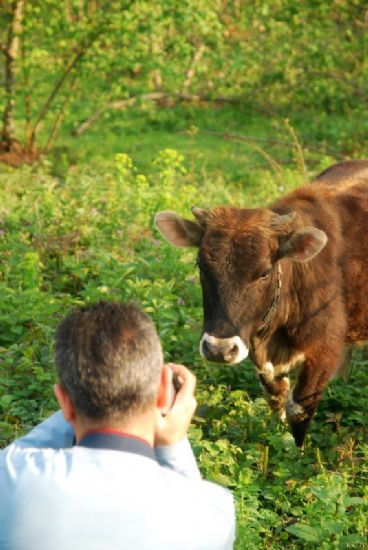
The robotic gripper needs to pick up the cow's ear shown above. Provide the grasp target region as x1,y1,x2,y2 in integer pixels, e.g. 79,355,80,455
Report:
278,226,327,262
154,211,204,247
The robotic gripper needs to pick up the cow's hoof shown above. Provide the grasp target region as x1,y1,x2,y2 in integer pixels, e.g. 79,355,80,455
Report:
291,419,310,448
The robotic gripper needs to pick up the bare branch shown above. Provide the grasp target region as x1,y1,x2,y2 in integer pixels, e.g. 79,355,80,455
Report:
72,92,242,136
182,44,206,93
43,77,78,153
28,47,86,147
202,131,340,158
29,14,111,148
72,93,170,136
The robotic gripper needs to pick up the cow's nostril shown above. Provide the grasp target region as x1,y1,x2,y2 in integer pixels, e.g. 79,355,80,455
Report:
224,344,238,361
201,333,249,364
202,340,210,356
202,339,216,359
201,335,245,363
201,339,225,362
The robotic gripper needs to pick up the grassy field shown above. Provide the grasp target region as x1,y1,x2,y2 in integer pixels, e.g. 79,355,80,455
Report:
52,104,368,177
1,106,368,548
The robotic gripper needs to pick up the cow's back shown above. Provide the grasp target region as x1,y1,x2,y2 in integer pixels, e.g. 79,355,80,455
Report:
330,174,368,343
275,161,368,344
315,159,368,186
313,163,368,270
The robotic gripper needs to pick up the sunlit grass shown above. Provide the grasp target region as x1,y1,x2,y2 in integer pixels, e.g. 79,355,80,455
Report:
1,113,367,548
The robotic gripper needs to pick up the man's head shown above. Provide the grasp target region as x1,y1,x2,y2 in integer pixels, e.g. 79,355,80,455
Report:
54,301,163,422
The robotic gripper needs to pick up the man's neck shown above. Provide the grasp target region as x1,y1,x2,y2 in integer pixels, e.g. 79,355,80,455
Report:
73,411,156,447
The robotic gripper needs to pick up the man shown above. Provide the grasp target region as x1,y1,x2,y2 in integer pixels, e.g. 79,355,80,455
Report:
0,301,235,550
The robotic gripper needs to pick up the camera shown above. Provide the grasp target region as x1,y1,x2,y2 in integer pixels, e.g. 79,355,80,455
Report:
172,372,182,394
163,372,182,414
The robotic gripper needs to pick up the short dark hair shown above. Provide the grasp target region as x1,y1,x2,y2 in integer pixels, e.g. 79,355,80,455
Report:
55,301,163,420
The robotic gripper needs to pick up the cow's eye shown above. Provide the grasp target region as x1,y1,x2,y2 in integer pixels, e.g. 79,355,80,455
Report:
259,269,271,280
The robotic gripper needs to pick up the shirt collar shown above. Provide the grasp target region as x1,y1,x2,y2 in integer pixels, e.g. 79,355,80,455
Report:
77,429,156,462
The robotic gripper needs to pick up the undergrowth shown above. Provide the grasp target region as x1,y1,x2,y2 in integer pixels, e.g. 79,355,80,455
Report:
0,151,367,549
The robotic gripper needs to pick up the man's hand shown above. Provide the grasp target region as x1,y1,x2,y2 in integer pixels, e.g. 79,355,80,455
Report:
154,363,197,447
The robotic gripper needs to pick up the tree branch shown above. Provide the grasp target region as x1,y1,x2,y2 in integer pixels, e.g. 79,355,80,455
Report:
28,47,86,147
72,92,242,136
182,44,206,93
43,77,78,153
202,131,340,157
28,14,111,148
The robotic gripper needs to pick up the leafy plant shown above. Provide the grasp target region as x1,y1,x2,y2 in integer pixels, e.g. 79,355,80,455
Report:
0,150,367,549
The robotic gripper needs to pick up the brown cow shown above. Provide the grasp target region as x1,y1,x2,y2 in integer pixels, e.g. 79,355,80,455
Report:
155,160,368,446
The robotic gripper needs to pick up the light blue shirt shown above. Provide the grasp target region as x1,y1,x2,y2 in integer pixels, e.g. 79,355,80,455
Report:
0,412,235,550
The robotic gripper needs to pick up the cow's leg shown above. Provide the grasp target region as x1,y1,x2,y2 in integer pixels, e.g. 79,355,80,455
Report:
332,347,352,383
286,351,341,447
257,362,290,420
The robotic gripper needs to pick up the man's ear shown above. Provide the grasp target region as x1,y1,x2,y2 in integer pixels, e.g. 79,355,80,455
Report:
54,384,77,422
278,226,328,262
154,211,204,247
155,365,174,414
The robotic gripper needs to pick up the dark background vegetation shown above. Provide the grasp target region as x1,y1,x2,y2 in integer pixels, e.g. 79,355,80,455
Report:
1,1,368,548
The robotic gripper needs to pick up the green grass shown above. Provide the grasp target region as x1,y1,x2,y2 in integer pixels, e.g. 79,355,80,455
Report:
48,104,368,182
1,108,368,548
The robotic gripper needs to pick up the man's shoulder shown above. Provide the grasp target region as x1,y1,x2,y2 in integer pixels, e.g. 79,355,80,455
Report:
0,442,68,477
0,447,235,550
1,444,234,518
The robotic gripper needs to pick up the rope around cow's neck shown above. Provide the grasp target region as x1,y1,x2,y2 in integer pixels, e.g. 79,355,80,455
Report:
256,262,282,337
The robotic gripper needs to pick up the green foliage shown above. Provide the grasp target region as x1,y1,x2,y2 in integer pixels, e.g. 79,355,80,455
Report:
1,2,368,545
2,1,368,152
0,150,367,548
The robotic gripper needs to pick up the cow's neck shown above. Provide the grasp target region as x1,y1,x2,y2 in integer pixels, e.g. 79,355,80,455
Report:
250,261,312,367
251,261,292,367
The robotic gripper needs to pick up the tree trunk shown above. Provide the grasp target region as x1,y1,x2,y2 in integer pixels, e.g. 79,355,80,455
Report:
27,47,85,149
27,18,107,150
1,0,25,149
43,77,78,153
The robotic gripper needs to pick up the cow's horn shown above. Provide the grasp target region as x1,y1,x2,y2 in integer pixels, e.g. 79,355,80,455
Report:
191,206,207,225
270,211,296,228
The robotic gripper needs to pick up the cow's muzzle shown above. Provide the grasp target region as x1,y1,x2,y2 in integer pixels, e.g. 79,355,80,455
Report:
200,333,249,364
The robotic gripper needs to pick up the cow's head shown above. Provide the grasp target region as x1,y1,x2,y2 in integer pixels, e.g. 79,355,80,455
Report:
155,207,327,364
